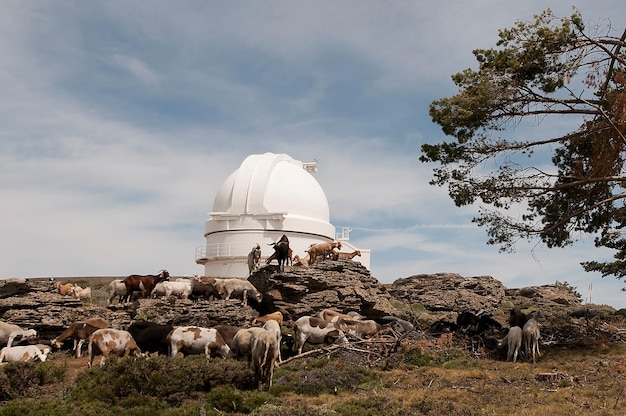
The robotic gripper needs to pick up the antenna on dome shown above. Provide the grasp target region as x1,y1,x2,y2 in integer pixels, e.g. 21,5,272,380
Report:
302,160,318,172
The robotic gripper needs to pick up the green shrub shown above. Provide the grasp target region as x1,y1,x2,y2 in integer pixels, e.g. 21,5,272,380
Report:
204,385,270,414
336,396,405,416
0,362,38,400
69,355,255,406
403,348,432,367
0,398,73,416
411,303,427,312
433,348,469,368
253,403,336,416
273,359,378,396
35,361,67,385
404,347,469,368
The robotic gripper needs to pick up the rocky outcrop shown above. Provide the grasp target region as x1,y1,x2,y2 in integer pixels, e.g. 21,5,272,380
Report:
0,264,587,346
0,260,399,343
249,260,399,321
505,283,582,307
0,279,260,342
388,273,507,312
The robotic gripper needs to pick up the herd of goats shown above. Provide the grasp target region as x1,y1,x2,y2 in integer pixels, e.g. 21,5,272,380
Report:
0,237,542,390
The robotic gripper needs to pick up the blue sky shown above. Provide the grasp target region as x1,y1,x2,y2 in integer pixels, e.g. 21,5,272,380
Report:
3,1,626,308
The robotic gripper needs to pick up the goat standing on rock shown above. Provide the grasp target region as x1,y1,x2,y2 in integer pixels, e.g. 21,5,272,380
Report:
332,250,361,260
306,241,341,265
212,278,262,307
248,244,262,275
267,234,290,271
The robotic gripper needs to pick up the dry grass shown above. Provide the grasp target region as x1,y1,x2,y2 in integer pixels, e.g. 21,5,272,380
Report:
3,338,626,415
267,342,626,416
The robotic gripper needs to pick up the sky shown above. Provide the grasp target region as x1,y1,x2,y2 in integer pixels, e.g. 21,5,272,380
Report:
3,1,626,308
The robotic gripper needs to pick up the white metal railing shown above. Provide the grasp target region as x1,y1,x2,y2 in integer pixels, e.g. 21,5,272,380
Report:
195,242,252,261
336,227,352,241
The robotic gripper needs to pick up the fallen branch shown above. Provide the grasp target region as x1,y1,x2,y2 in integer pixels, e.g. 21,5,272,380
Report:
276,335,402,367
276,344,341,367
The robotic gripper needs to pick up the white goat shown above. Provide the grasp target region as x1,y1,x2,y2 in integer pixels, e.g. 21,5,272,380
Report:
108,279,129,304
262,319,282,362
212,278,262,307
70,286,92,301
0,345,48,363
499,326,523,363
0,321,37,347
522,318,541,364
163,279,195,299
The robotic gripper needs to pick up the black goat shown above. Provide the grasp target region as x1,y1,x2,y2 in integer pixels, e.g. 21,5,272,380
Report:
268,234,290,272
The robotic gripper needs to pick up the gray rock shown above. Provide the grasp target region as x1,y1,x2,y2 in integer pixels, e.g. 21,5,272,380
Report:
249,259,400,322
388,273,506,312
0,265,586,347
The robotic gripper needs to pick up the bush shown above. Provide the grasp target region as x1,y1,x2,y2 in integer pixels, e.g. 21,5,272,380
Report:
35,361,67,385
336,396,405,416
403,348,432,367
0,398,73,416
0,362,38,400
205,385,270,414
273,358,378,396
70,355,255,406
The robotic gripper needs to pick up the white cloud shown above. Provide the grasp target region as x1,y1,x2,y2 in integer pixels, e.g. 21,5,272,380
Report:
110,52,160,84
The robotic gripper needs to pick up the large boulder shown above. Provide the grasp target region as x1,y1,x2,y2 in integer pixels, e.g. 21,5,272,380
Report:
249,259,400,322
388,273,506,312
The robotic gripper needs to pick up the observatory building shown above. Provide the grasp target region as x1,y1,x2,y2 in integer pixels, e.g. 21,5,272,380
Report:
195,152,370,277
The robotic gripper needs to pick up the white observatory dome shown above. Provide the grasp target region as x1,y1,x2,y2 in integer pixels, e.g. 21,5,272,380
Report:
212,153,331,225
197,152,348,277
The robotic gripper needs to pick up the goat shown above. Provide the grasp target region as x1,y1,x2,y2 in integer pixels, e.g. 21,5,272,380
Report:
267,234,290,271
70,286,92,301
522,318,541,364
252,311,284,327
248,244,262,274
163,279,196,299
211,278,262,307
331,250,361,260
292,254,309,267
383,316,415,333
151,281,167,298
108,279,130,304
189,275,218,300
54,281,75,296
231,327,267,363
509,307,528,328
336,318,382,338
262,319,282,362
252,330,279,391
51,322,102,357
0,321,37,347
498,326,523,363
265,247,293,266
213,325,242,350
318,309,356,323
294,316,347,354
123,270,170,301
306,241,341,265
265,249,298,266
88,328,142,368
0,345,48,363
